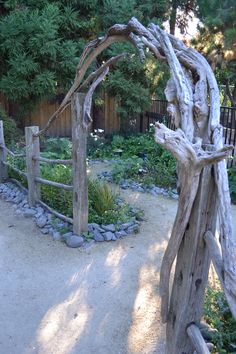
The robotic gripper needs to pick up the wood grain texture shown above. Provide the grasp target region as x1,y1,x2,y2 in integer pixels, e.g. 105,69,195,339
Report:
25,126,41,207
0,120,8,182
71,93,88,235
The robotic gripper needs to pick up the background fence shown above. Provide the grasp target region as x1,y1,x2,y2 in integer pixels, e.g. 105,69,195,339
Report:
0,93,88,235
142,100,236,166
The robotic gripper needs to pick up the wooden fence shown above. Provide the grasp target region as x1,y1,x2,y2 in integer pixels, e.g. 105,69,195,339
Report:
0,93,88,235
25,92,120,136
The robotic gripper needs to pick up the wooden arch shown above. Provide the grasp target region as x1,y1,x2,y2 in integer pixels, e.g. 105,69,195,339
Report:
35,17,236,353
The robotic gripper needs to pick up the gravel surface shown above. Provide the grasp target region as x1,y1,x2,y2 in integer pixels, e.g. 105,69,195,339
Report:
0,162,235,354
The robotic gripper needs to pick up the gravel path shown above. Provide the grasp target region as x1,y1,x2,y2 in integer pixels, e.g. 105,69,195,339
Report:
1,163,235,354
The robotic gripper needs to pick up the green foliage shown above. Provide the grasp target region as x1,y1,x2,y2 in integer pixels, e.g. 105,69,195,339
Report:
41,137,72,159
193,0,236,105
228,165,236,204
0,1,83,117
204,286,236,352
0,107,22,145
88,178,139,224
89,130,177,188
0,0,170,121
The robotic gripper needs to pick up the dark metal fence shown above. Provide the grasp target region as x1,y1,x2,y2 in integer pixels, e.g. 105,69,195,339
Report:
141,100,236,166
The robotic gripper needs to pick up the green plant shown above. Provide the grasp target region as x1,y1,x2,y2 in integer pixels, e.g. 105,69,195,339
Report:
228,165,236,204
42,137,72,159
0,107,22,145
204,286,236,353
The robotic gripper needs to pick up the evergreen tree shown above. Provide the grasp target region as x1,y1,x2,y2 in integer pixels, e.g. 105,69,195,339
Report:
0,0,169,121
193,0,236,106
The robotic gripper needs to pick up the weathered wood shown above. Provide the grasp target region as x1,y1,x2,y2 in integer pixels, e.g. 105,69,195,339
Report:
204,231,224,284
38,200,73,224
165,163,218,353
25,126,41,207
0,120,8,182
187,324,210,354
8,177,73,224
0,145,25,158
71,93,88,235
2,161,27,178
35,177,73,190
35,156,72,165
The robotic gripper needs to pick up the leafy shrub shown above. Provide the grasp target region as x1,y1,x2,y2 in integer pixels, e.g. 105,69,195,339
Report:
0,107,22,145
204,286,236,353
94,131,177,188
40,162,140,225
41,137,72,159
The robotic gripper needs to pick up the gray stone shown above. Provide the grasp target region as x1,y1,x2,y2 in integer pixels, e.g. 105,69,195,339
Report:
93,230,104,242
66,235,84,248
111,234,117,241
41,228,49,235
103,231,114,241
23,208,36,218
101,224,116,232
53,231,62,241
36,214,48,228
115,230,127,238
89,223,104,233
120,221,135,230
126,225,139,234
62,231,73,241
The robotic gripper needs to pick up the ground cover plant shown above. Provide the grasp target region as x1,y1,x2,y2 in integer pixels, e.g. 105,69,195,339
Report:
89,128,177,189
204,285,236,353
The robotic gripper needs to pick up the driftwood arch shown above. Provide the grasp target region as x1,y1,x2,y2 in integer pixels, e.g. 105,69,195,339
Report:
35,17,236,353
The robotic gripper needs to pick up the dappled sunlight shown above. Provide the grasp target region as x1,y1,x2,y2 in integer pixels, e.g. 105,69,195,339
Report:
67,263,92,287
127,265,163,354
148,238,168,260
36,288,91,354
105,244,126,287
105,244,126,267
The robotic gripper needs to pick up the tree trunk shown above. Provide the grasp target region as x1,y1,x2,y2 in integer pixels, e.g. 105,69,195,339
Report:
166,163,218,353
169,0,177,35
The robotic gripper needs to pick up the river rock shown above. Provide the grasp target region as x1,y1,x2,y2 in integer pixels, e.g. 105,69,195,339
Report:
103,231,114,241
66,235,84,248
101,224,116,232
93,230,104,242
36,214,48,228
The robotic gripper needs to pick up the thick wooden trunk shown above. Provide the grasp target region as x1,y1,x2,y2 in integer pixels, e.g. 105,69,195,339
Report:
0,120,8,182
166,164,217,353
71,92,88,235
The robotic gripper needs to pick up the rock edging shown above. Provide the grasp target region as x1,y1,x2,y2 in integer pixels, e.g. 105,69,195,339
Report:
0,182,141,249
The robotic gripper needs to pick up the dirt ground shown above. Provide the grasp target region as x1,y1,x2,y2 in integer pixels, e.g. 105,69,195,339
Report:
0,163,235,354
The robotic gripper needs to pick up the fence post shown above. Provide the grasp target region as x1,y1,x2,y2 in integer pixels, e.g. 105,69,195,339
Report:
71,92,88,235
25,126,41,207
0,120,8,182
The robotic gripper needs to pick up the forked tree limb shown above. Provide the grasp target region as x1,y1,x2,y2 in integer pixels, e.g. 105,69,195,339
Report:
83,66,109,128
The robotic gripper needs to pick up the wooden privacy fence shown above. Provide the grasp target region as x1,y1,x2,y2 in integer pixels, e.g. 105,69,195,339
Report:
0,93,88,235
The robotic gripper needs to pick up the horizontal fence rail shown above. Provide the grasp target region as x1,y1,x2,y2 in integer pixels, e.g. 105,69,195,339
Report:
0,120,74,226
35,177,73,190
0,94,88,234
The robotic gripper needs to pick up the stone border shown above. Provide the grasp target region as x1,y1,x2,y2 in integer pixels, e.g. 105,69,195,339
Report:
0,181,141,249
98,169,179,199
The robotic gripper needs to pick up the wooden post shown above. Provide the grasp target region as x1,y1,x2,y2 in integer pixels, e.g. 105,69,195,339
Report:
25,126,41,207
165,163,218,353
0,120,8,182
71,92,88,235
